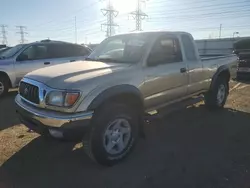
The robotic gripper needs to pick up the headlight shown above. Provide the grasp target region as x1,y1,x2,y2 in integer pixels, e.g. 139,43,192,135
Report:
46,91,80,107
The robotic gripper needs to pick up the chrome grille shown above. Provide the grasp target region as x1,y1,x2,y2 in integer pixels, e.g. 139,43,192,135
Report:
238,60,250,68
19,81,39,104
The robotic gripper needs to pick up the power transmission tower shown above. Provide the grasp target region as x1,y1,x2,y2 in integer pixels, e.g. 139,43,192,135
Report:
0,25,8,45
75,16,77,43
129,0,148,31
219,24,222,39
101,0,119,37
16,26,28,44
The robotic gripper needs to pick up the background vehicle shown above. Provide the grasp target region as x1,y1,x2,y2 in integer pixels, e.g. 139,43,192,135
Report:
233,39,250,80
0,45,7,49
0,47,12,55
0,40,91,97
16,31,238,166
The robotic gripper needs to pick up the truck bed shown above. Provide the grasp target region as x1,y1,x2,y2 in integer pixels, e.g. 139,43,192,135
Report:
200,54,235,61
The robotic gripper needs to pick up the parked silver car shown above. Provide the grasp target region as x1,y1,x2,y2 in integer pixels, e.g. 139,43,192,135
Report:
0,40,91,97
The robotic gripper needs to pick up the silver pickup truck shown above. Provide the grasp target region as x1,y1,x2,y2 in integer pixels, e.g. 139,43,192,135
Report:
0,40,91,97
15,31,238,166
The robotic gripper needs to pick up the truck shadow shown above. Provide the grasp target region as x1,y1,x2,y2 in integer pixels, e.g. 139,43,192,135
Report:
0,90,19,131
1,106,250,188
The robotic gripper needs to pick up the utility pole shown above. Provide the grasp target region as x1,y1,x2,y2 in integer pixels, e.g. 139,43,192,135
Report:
101,0,119,37
75,16,77,43
16,26,28,44
219,24,222,39
129,0,148,31
0,25,8,45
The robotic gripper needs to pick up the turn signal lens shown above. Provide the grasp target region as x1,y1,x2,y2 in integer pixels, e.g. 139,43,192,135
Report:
64,92,80,107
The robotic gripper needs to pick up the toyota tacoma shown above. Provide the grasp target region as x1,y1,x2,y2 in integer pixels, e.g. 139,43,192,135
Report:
15,31,238,166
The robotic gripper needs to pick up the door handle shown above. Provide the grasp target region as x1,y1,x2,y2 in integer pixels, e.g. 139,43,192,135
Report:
70,60,76,62
44,62,50,65
180,68,187,73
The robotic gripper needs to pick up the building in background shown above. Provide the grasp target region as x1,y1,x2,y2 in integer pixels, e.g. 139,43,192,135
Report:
196,37,250,56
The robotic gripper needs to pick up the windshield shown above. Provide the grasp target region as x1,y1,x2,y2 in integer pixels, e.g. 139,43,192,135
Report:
0,44,26,58
88,34,149,64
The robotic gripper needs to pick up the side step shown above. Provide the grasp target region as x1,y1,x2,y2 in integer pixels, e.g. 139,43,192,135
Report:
145,96,204,120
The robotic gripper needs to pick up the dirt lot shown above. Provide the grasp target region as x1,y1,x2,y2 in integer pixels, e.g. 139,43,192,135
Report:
1,82,250,188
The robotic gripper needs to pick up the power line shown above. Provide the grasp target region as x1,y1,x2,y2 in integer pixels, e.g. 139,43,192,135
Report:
31,0,100,29
16,26,28,44
0,25,8,45
129,0,148,31
149,9,250,21
147,0,249,13
101,0,119,37
148,5,250,18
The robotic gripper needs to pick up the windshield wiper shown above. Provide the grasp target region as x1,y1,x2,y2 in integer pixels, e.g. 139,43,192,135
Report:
0,56,6,59
85,57,96,61
96,57,131,64
86,57,118,62
86,57,133,64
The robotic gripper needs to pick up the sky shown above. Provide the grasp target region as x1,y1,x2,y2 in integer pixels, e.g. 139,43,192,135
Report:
1,0,250,46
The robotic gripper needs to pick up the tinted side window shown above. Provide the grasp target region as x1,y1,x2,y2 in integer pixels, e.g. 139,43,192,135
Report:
18,44,49,61
70,45,90,56
181,35,197,61
147,36,182,66
48,44,90,59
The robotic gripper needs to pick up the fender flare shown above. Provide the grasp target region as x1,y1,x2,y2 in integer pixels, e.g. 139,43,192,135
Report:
210,65,230,90
87,84,143,110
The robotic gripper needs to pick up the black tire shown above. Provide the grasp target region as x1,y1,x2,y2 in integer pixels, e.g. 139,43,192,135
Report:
0,75,9,98
204,76,229,109
83,103,139,166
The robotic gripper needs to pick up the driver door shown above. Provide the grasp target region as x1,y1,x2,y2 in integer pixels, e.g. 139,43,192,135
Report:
142,35,189,110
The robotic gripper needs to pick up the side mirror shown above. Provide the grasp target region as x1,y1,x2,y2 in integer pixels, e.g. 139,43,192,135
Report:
17,54,28,61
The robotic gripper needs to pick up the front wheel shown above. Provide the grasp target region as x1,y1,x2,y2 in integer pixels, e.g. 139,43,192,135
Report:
0,76,9,98
204,76,229,109
83,103,139,166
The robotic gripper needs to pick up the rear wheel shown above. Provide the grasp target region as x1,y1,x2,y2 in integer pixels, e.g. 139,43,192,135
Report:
0,75,9,98
83,103,139,166
204,76,229,109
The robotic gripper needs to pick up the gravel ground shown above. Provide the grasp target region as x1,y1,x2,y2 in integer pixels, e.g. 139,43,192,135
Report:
0,81,250,188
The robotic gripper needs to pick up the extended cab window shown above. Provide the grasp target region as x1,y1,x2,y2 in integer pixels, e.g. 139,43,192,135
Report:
181,34,197,61
17,44,48,61
147,36,182,66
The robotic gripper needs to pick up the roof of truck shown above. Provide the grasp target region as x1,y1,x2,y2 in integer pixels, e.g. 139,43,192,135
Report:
113,30,191,37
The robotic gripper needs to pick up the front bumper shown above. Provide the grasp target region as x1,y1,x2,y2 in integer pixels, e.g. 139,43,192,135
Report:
15,94,93,137
237,71,250,81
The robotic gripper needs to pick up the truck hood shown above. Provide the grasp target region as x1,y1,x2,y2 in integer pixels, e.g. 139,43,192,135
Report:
25,60,130,89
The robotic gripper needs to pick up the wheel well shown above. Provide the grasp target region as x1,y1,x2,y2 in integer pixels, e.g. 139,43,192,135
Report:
106,93,143,110
89,92,144,113
0,71,11,87
91,93,144,112
218,70,230,82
